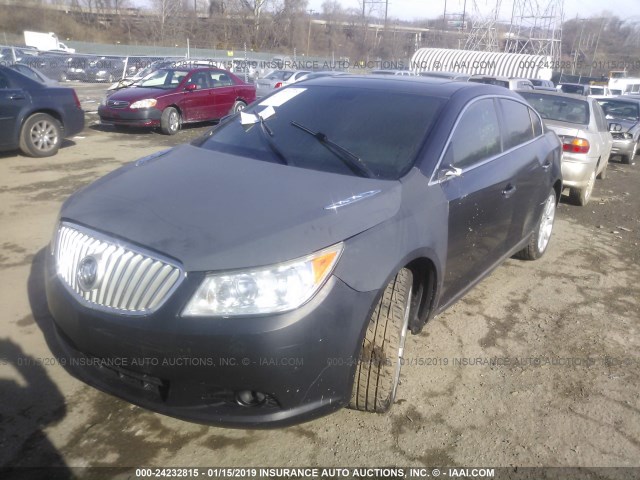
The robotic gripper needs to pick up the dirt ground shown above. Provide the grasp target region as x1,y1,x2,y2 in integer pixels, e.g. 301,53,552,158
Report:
1,84,639,474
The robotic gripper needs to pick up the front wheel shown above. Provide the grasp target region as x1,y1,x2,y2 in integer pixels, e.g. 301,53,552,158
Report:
160,107,180,135
349,268,413,413
19,113,63,157
515,189,557,261
621,142,637,164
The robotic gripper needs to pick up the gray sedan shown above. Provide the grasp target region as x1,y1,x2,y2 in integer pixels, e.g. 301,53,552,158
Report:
519,90,613,205
255,70,311,98
597,97,640,164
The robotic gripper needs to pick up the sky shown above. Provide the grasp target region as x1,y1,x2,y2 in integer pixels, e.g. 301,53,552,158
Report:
305,0,640,22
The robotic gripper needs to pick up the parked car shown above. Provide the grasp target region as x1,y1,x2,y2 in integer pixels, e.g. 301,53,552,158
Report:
0,66,84,157
98,67,256,135
18,54,69,82
9,63,58,86
255,70,310,98
588,84,612,98
519,90,612,205
46,76,562,427
296,71,349,82
529,79,556,91
556,83,589,95
468,75,534,90
597,97,640,164
419,71,471,81
65,56,127,83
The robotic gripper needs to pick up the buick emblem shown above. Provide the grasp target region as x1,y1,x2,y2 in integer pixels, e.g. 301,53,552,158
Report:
77,255,100,291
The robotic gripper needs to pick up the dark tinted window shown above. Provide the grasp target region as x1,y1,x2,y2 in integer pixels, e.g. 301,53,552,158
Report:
469,77,509,88
0,72,8,89
196,85,444,179
500,99,534,150
519,92,590,125
559,84,586,95
447,98,501,169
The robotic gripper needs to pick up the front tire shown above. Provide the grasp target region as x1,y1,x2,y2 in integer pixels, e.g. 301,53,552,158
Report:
349,268,413,413
621,142,637,164
160,107,180,135
515,189,556,260
19,113,63,157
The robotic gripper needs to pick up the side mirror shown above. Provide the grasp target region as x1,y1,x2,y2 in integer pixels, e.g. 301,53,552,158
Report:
609,122,622,132
185,83,198,92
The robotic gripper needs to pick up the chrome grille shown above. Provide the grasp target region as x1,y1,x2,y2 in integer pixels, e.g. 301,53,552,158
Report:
107,99,130,109
55,223,183,314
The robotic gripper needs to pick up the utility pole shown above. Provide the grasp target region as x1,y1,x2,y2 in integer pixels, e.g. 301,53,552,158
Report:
306,9,314,57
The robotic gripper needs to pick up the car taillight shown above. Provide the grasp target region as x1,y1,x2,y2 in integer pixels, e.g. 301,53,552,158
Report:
561,137,590,154
274,82,283,88
72,90,81,109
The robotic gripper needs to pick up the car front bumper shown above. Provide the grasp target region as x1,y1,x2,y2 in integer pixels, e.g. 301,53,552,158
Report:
610,138,636,157
44,249,376,428
98,106,162,127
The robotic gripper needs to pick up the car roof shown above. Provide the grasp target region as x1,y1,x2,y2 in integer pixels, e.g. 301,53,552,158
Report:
303,74,520,99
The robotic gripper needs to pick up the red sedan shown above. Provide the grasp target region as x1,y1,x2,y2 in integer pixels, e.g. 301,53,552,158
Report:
98,67,256,135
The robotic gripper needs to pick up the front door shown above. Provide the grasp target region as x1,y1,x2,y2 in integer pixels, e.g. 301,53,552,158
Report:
0,71,27,148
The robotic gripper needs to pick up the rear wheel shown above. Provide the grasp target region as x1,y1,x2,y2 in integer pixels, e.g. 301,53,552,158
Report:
569,168,596,206
160,107,180,135
597,160,607,179
19,113,62,157
232,100,247,114
515,189,556,260
349,268,413,413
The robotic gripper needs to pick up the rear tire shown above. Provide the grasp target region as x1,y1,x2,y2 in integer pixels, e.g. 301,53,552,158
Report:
19,113,62,157
349,268,413,413
160,107,180,135
569,168,596,206
515,189,556,261
232,100,247,114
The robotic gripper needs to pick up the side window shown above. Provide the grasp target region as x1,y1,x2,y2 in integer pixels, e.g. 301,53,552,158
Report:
529,108,543,137
500,99,534,150
447,98,501,169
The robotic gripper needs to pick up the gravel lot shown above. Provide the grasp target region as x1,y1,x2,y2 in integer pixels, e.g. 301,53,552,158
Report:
1,83,639,473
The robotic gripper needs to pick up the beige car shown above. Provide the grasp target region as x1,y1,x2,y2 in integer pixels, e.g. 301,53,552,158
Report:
519,91,613,205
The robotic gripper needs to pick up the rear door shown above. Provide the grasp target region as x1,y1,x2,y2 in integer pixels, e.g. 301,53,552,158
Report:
497,98,548,243
438,97,515,306
0,71,28,148
209,71,236,118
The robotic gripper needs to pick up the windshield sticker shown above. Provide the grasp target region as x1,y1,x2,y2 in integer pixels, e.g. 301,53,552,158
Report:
239,105,276,126
259,88,306,107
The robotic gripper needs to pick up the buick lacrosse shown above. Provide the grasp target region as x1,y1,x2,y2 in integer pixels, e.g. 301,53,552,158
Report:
45,76,562,427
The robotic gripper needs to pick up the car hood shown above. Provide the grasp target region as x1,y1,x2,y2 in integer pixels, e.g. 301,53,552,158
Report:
106,86,170,101
60,144,401,272
612,118,638,133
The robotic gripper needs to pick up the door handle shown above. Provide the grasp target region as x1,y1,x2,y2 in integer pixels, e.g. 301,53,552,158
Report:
9,94,25,100
541,161,552,170
502,184,517,198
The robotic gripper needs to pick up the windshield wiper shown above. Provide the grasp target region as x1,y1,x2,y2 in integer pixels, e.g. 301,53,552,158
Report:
290,121,374,178
254,114,289,166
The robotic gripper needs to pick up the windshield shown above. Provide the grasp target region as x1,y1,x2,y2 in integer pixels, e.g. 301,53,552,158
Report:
139,69,188,89
265,71,293,81
194,85,444,179
598,100,640,121
519,92,590,125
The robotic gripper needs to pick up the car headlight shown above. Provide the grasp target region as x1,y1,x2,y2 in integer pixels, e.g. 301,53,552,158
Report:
183,243,343,317
130,98,157,109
